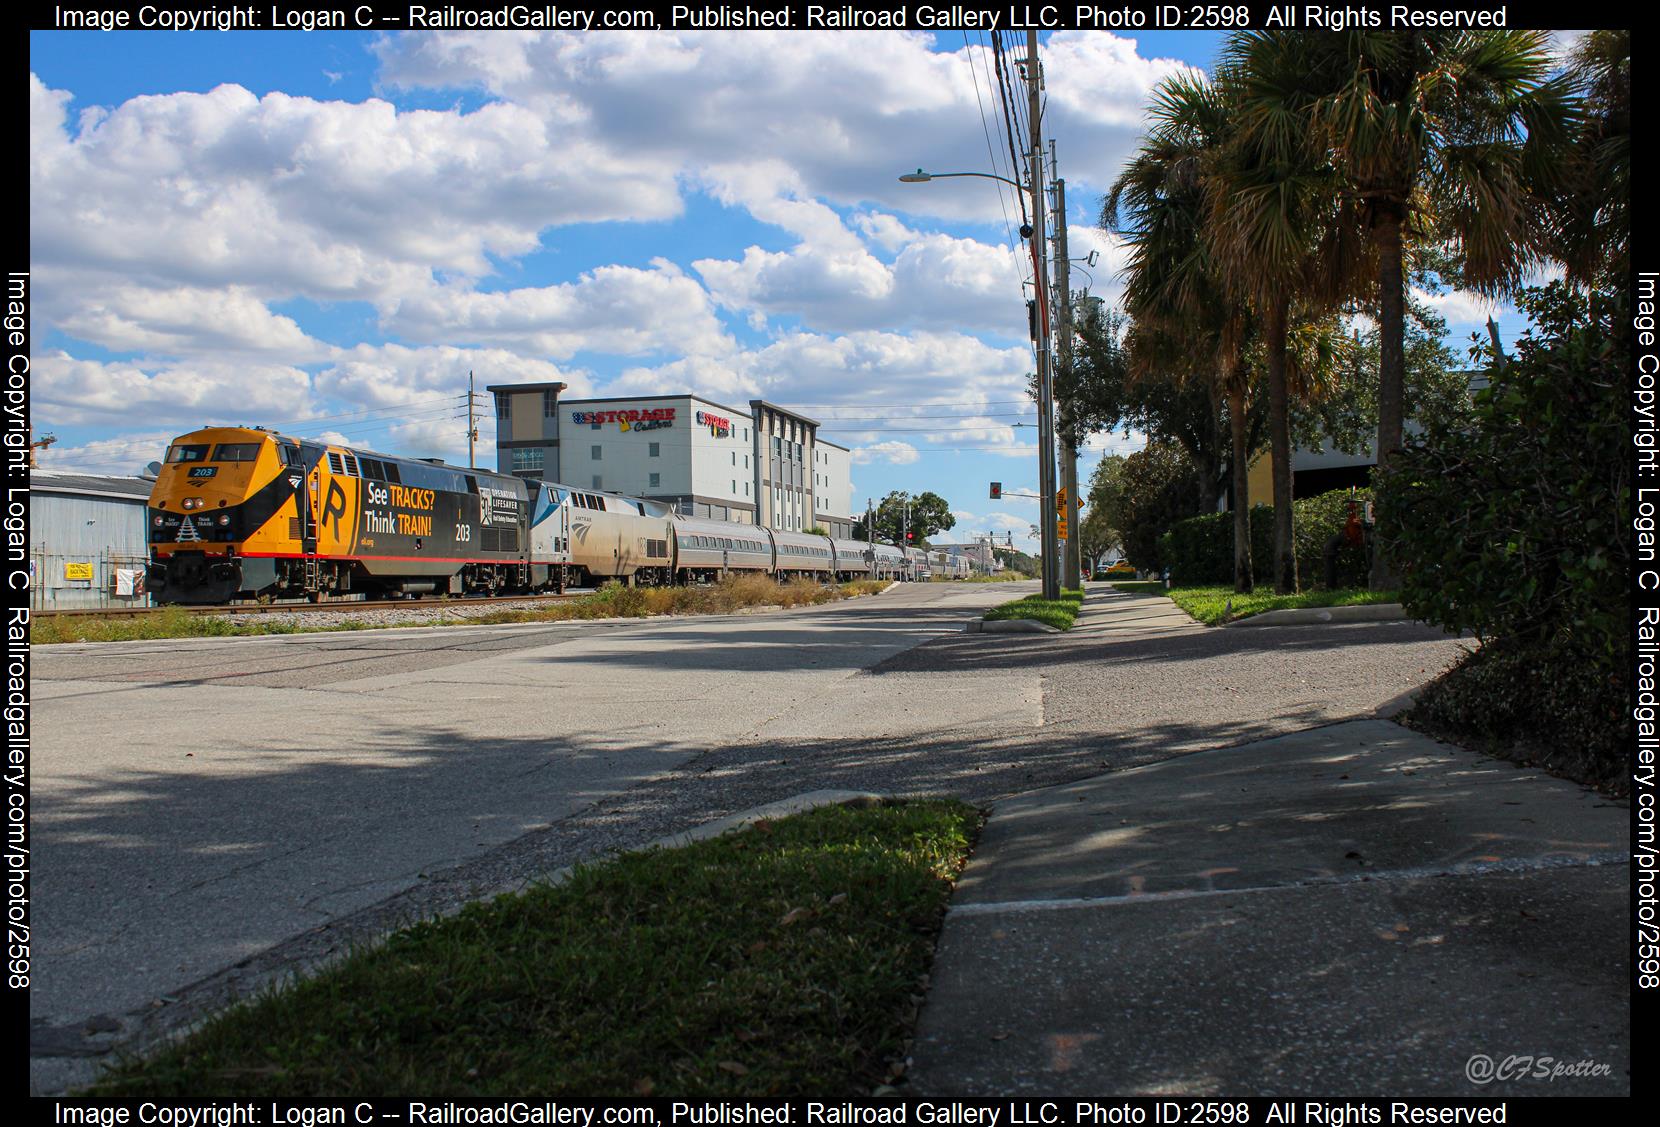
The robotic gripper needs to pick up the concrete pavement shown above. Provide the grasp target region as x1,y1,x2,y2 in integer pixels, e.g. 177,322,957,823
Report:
29,580,1022,1091
908,590,1630,1096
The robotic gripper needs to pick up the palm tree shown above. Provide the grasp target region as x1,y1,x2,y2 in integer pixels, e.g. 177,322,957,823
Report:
1223,30,1573,588
1209,56,1372,592
1551,30,1629,287
1105,71,1258,594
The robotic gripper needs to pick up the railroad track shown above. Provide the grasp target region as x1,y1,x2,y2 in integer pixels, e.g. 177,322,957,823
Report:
32,591,592,620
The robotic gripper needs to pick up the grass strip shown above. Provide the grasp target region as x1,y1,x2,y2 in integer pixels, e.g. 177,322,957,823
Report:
1113,582,1399,625
31,576,895,644
982,587,1084,631
91,799,981,1098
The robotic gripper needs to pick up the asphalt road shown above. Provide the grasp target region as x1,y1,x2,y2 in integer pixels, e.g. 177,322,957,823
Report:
30,581,1468,1091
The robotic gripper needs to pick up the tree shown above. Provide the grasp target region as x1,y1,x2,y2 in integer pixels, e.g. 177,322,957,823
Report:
1223,30,1574,587
851,491,955,546
1550,30,1629,288
1090,443,1206,573
1104,71,1260,593
1209,54,1372,593
1077,503,1120,576
1069,309,1268,517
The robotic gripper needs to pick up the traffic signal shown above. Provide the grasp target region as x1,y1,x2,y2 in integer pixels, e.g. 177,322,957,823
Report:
906,532,913,540
990,481,1002,500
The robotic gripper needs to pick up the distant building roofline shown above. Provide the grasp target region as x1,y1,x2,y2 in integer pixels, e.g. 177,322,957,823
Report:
564,392,757,419
485,381,568,394
29,471,154,500
749,399,820,427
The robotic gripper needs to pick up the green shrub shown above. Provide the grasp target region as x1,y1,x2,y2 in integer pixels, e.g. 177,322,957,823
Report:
1376,282,1628,787
1160,489,1372,588
1376,283,1627,660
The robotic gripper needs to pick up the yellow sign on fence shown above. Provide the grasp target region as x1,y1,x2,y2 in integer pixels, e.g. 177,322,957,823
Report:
63,561,94,581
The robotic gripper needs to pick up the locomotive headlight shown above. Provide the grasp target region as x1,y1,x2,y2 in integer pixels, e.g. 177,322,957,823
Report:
153,516,164,527
182,497,200,510
217,514,231,526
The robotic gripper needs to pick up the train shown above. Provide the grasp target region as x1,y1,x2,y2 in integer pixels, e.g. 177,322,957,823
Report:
143,425,976,604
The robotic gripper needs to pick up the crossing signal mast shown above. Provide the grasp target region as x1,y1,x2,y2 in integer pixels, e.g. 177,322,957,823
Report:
989,482,1002,500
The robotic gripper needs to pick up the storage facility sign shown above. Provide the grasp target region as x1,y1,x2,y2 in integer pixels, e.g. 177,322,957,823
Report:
571,407,676,432
696,410,733,438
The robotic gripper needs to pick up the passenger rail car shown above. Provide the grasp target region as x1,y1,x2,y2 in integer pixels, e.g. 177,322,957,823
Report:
830,538,875,581
146,427,541,604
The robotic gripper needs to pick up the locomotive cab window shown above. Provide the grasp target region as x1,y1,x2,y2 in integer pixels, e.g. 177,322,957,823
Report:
211,443,261,462
166,444,210,463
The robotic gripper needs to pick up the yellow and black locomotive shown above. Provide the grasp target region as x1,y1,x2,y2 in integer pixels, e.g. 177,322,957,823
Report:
146,426,550,603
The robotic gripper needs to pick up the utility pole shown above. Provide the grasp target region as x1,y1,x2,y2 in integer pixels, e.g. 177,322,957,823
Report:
866,496,875,568
1052,168,1080,590
467,370,478,469
1025,31,1059,601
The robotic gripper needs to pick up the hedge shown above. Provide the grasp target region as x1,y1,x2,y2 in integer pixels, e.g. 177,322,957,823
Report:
1159,488,1372,588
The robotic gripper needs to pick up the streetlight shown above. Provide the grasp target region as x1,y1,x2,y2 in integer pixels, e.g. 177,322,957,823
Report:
901,165,1059,599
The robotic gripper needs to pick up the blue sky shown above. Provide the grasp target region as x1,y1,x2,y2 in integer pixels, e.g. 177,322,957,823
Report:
29,28,1529,548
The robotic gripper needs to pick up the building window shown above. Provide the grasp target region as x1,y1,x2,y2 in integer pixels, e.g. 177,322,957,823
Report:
495,393,510,420
649,473,660,488
743,455,749,468
732,480,737,494
510,447,544,473
591,445,602,460
650,442,660,457
592,475,603,490
543,390,558,418
731,451,736,465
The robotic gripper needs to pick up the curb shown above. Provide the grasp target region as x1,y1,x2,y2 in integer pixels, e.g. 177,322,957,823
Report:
981,618,1062,634
1375,687,1422,719
964,618,1063,634
1224,603,1407,627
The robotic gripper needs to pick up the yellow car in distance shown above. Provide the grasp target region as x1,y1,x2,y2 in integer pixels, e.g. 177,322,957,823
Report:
1105,561,1136,577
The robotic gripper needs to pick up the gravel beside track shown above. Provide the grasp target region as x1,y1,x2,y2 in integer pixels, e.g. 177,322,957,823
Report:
217,596,581,631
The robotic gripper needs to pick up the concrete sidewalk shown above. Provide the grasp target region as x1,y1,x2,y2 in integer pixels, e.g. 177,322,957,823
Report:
1065,585,1202,638
907,720,1630,1096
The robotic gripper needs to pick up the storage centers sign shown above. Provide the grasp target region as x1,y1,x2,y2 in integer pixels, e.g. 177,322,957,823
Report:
570,407,676,433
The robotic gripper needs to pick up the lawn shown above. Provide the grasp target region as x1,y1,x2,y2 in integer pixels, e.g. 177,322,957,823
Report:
1113,581,1399,625
91,800,981,1098
982,588,1085,631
